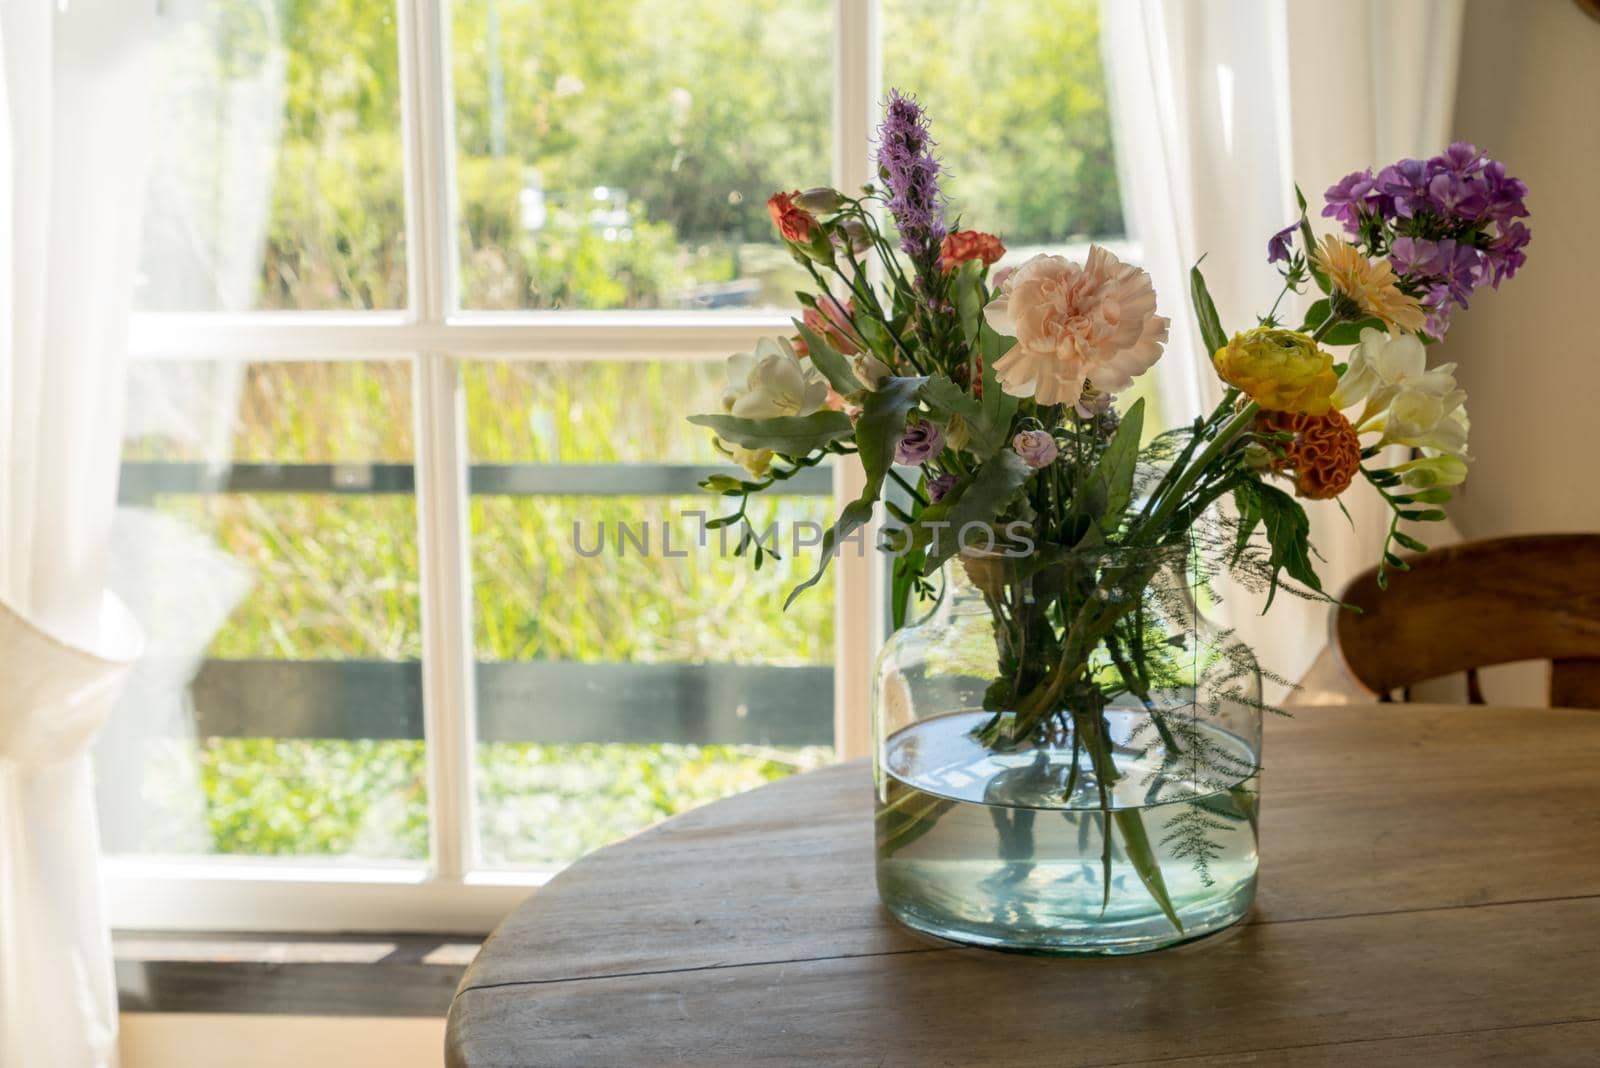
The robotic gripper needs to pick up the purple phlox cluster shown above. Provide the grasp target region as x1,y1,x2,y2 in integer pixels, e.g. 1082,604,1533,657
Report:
877,89,947,258
1322,142,1530,338
926,473,959,504
894,420,945,466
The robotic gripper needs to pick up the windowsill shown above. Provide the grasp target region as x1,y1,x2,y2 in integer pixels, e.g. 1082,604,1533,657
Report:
114,932,480,1018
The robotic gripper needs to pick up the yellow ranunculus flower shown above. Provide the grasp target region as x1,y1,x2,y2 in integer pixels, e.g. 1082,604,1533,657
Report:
1212,328,1337,415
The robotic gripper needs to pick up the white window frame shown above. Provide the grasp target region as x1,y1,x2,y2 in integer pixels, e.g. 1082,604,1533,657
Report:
106,0,882,934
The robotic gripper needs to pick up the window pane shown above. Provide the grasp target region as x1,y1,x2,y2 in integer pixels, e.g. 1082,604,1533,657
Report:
465,360,834,868
136,2,406,311
883,0,1125,247
451,1,831,310
96,361,425,863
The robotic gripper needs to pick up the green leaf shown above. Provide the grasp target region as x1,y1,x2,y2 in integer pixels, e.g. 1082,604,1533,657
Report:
1113,809,1184,934
1231,487,1262,565
1300,297,1331,335
782,377,923,610
1236,480,1322,608
954,259,985,345
784,498,873,609
688,411,854,455
1190,262,1228,357
854,376,926,498
978,325,1019,435
793,320,863,395
915,451,1033,574
1085,396,1145,533
1391,530,1428,553
920,373,1008,457
1320,317,1385,347
1300,215,1329,293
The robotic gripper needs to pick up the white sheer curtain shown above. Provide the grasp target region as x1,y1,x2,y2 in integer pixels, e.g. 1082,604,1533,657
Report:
0,2,155,1064
1102,0,1465,692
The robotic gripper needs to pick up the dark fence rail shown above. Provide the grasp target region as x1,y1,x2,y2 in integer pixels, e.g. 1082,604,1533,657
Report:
120,460,836,748
187,660,834,747
118,461,832,503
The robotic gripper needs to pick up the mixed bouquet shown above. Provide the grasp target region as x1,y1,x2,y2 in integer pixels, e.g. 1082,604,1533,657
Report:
689,91,1528,931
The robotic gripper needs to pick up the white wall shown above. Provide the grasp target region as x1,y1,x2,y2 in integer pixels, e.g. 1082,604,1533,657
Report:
1447,0,1600,537
120,1015,445,1068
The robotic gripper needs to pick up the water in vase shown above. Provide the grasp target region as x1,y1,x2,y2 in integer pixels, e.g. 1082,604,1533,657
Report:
876,709,1259,955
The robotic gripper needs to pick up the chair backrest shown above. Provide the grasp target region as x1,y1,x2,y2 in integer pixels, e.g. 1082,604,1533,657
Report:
1334,534,1600,708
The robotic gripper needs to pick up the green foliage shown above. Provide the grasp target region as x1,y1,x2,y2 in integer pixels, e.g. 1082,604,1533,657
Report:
144,737,826,863
687,411,855,455
884,0,1122,242
1190,264,1228,357
1232,479,1322,608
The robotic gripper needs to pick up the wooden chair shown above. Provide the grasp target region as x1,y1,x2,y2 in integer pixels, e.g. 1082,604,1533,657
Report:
1334,534,1600,709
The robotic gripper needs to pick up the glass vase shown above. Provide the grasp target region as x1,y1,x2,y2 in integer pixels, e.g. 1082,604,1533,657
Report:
872,548,1263,955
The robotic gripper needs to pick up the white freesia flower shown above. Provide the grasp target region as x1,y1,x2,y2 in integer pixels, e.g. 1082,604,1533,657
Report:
721,337,829,419
1334,328,1461,414
1340,328,1470,459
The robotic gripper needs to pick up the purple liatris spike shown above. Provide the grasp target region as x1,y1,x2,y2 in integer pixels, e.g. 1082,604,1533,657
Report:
877,90,947,258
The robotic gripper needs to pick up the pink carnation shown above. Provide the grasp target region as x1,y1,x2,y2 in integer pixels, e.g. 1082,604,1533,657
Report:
982,247,1169,407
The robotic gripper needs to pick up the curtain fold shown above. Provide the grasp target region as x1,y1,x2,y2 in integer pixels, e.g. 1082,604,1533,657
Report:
1,2,156,1064
1101,0,1465,692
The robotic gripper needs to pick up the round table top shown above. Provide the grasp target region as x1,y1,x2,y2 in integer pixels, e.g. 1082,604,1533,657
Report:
446,703,1600,1067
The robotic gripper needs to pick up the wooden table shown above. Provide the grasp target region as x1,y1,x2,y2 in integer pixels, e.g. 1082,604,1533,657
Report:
446,703,1600,1066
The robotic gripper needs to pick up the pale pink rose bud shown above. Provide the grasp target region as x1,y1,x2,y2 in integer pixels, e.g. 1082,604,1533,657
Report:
1012,429,1059,469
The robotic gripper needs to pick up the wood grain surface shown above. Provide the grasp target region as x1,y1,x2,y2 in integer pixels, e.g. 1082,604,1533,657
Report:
447,704,1600,1067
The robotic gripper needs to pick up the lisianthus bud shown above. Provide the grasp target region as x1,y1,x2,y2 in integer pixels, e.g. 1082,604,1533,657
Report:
1011,429,1059,469
794,187,844,214
1242,443,1274,472
894,421,945,466
852,352,892,390
943,412,971,452
927,473,959,503
834,218,873,255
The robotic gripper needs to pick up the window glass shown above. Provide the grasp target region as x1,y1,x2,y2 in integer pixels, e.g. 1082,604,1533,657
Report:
136,1,407,310
451,0,832,310
97,361,425,861
882,0,1126,250
464,360,834,867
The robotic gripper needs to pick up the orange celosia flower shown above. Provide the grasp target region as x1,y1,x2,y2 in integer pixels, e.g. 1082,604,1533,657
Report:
1255,408,1363,500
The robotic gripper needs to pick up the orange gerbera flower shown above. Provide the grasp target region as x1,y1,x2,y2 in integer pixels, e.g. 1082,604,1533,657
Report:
1312,235,1426,334
1255,408,1363,500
